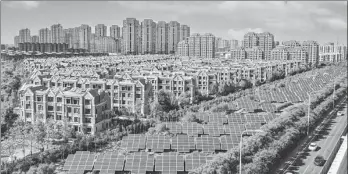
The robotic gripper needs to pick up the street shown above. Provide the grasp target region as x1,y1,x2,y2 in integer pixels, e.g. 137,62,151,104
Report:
288,101,347,174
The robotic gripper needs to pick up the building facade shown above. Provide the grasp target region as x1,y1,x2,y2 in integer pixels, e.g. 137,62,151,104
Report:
141,19,157,54
168,21,181,54
122,18,140,55
95,24,107,37
110,25,121,39
156,21,169,54
19,28,31,43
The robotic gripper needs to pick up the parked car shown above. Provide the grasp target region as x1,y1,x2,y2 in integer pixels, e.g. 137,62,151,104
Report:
308,142,318,151
284,171,295,174
337,111,344,116
314,155,325,166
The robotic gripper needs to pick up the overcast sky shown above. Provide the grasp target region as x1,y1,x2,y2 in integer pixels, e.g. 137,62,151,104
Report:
1,1,347,45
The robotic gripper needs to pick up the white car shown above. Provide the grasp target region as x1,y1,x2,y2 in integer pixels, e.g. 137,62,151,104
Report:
308,143,318,151
337,111,344,116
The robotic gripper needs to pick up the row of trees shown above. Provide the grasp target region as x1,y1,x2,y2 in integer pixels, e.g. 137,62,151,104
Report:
193,75,347,174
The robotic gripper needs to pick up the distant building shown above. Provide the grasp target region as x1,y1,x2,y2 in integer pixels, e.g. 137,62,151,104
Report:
302,41,319,66
230,40,239,50
283,40,301,48
14,36,20,47
319,43,347,62
243,32,275,60
95,24,107,37
179,25,190,41
122,18,140,55
177,33,216,58
51,24,65,44
19,28,31,43
39,28,52,43
110,25,121,39
168,21,181,54
156,21,168,54
31,35,39,43
141,19,157,54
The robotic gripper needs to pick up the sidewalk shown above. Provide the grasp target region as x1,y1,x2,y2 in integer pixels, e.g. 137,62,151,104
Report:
327,135,347,174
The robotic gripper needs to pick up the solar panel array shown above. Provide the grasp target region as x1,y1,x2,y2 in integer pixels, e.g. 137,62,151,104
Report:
63,151,96,174
124,152,154,174
155,152,185,174
185,152,214,172
220,134,241,151
203,123,225,136
171,135,196,152
182,122,204,136
146,135,171,152
94,152,125,174
196,135,221,152
121,134,146,152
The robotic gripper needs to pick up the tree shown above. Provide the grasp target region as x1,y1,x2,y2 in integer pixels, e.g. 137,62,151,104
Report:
181,112,199,123
209,82,219,95
239,79,251,90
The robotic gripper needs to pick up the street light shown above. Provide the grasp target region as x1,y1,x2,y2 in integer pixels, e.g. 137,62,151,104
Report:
239,129,265,174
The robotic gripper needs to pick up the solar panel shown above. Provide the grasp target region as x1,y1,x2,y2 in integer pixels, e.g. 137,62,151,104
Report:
63,151,96,173
121,134,146,152
203,123,225,136
171,135,195,153
166,122,183,134
94,152,125,173
227,113,246,124
260,102,277,113
185,152,212,172
124,152,154,174
261,113,278,123
182,122,203,137
155,152,185,174
220,134,241,151
196,135,221,152
224,124,245,135
244,113,265,123
245,122,263,130
146,135,171,152
197,113,210,123
209,113,228,125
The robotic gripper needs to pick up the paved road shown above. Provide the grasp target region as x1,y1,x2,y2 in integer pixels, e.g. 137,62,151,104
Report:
291,102,347,174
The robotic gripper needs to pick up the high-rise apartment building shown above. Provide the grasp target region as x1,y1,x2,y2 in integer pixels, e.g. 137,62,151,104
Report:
122,18,140,55
271,46,289,61
78,24,92,51
31,36,39,43
288,47,308,62
245,47,264,60
302,41,319,66
95,24,107,37
177,33,216,58
91,35,119,53
230,47,246,60
257,32,275,60
110,25,121,39
243,32,275,60
19,28,31,43
14,36,20,47
179,25,190,41
39,28,51,43
51,24,65,44
168,21,180,54
230,40,239,50
156,21,168,54
141,19,157,54
283,40,301,48
243,32,258,48
319,43,347,62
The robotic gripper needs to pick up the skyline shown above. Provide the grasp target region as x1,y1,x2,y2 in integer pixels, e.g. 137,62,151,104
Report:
1,1,347,45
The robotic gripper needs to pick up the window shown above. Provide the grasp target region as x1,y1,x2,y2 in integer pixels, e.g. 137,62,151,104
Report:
26,104,31,109
85,118,91,123
74,117,80,122
122,93,125,97
85,84,89,88
56,106,62,111
77,84,81,88
36,96,43,102
86,127,92,133
47,97,54,102
136,87,141,91
85,109,91,114
51,82,55,87
57,97,62,102
48,106,54,111
74,108,80,114
56,115,62,120
25,113,31,118
106,85,111,89
66,98,71,104
136,94,141,98
73,99,79,105
67,107,72,113
26,96,31,100
85,100,90,105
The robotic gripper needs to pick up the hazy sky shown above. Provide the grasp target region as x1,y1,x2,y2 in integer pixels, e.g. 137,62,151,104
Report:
1,1,347,45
